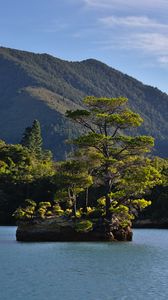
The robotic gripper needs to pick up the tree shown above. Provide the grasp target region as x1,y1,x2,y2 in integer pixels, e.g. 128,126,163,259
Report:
141,158,168,220
0,139,55,224
54,160,93,218
66,96,161,228
21,120,43,158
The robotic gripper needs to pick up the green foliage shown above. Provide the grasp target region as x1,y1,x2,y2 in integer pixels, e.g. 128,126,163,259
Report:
21,120,43,158
25,199,37,207
97,197,106,207
46,210,53,216
66,96,161,226
52,204,64,216
64,208,73,217
38,202,51,208
14,200,65,220
37,202,52,218
75,220,93,233
0,139,55,224
75,209,83,218
13,199,36,220
0,139,54,185
138,158,168,220
13,208,27,220
131,199,152,210
86,206,95,215
37,207,46,219
53,159,93,218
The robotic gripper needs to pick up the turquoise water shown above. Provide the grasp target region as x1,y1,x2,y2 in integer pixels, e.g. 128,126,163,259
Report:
0,227,168,300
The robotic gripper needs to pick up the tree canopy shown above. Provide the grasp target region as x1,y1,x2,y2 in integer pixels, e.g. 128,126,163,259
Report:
0,105,166,239
66,96,161,229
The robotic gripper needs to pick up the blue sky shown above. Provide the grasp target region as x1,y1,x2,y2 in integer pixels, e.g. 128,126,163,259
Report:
0,0,168,93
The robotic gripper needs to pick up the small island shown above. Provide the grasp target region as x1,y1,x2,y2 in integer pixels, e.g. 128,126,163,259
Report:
13,96,164,242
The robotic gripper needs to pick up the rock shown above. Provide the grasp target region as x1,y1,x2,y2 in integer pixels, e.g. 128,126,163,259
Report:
112,226,132,241
16,217,133,242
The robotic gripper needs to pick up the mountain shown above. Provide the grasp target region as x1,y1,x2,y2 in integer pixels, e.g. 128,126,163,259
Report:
0,46,167,159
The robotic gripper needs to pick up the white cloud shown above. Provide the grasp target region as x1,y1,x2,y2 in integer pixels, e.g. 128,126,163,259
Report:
108,32,168,54
81,0,168,67
128,33,168,55
158,56,168,67
100,16,168,29
158,56,168,64
95,32,168,66
83,0,168,10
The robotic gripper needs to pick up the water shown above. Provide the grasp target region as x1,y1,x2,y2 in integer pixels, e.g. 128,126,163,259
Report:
0,227,168,300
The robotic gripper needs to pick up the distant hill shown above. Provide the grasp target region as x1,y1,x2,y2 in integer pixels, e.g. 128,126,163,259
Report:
0,46,167,159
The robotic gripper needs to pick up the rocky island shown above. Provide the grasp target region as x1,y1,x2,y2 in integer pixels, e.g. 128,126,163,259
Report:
16,216,168,242
16,216,133,242
13,96,162,242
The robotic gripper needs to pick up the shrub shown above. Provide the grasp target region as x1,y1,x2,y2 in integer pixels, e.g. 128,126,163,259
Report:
37,207,46,218
76,209,83,218
53,204,64,216
46,211,53,216
64,208,73,217
39,202,51,208
75,220,93,233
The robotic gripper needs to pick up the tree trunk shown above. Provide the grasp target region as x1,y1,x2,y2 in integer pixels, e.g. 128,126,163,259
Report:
73,195,77,218
105,194,112,220
105,180,112,220
84,187,89,213
68,188,77,218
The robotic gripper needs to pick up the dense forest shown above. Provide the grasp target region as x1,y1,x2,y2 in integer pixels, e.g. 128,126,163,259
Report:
0,46,168,159
0,98,167,235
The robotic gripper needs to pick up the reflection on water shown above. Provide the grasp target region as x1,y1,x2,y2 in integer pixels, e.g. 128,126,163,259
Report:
0,227,168,300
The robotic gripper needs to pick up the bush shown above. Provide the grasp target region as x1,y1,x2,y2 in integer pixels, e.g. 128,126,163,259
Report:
37,207,46,218
76,209,83,218
39,202,51,208
53,204,64,216
64,208,73,217
75,220,93,233
46,211,53,216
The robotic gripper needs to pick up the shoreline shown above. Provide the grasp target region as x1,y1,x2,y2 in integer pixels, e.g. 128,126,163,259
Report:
133,219,168,229
1,220,168,229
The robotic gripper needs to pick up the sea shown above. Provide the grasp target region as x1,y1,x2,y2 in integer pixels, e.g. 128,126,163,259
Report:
0,227,168,300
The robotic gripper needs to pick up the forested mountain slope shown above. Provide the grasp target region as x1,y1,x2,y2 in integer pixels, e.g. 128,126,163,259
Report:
0,46,167,159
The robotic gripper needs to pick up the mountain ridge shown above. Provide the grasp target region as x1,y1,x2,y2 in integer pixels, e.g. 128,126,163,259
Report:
0,46,167,158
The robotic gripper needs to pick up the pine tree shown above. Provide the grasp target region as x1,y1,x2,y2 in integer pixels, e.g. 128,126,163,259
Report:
66,96,161,225
31,120,43,157
21,120,43,158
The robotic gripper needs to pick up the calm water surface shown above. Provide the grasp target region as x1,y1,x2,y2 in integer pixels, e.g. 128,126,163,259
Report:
0,227,168,300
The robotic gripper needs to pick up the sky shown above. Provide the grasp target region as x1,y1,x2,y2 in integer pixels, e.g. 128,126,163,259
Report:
0,0,168,93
